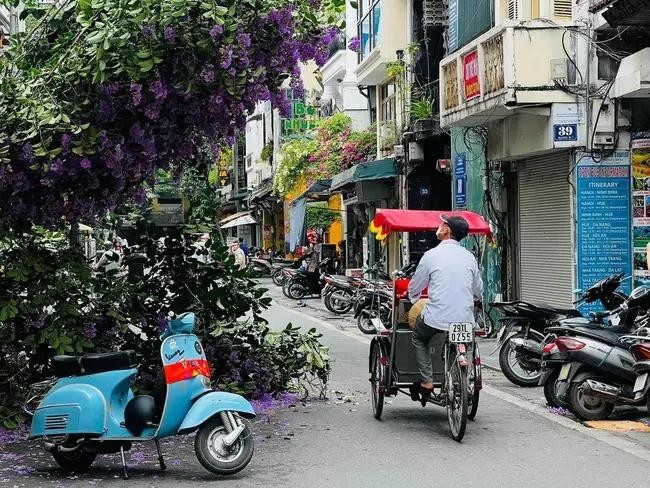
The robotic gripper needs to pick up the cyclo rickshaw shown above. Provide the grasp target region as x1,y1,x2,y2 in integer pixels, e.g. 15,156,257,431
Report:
366,209,492,442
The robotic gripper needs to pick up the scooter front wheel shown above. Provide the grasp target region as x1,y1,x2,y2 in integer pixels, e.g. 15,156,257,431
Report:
195,417,254,476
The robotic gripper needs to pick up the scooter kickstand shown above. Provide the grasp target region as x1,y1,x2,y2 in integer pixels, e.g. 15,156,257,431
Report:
155,439,167,471
120,445,129,480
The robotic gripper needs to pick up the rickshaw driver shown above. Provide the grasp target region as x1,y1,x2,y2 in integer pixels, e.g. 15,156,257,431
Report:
407,214,484,405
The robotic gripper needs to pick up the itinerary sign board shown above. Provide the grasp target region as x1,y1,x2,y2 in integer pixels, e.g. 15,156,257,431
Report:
576,151,632,313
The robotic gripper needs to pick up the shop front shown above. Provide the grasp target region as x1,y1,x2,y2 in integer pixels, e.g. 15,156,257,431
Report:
330,158,399,270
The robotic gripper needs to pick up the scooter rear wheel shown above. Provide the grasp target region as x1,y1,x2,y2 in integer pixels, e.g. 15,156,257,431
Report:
195,417,254,476
52,448,97,473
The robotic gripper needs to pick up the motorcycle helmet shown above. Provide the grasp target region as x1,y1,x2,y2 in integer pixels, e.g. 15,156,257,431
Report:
124,395,157,436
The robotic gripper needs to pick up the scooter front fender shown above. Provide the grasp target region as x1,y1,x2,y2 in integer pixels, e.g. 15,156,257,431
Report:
177,391,256,435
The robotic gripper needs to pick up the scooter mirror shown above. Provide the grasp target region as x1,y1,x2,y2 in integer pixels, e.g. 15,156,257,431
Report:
572,288,583,294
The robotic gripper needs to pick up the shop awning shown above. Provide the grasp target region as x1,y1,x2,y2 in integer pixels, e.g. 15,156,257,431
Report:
250,180,274,202
291,179,332,204
330,158,398,190
219,210,257,229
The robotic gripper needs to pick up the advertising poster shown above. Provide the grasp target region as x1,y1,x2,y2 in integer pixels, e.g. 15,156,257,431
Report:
576,151,632,313
632,134,650,287
463,50,480,101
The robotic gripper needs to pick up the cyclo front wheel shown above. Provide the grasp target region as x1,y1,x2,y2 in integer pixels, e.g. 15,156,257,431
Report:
446,355,468,442
370,345,386,420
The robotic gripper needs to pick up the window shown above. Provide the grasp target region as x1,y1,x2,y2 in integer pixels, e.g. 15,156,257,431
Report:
380,81,396,124
358,0,381,61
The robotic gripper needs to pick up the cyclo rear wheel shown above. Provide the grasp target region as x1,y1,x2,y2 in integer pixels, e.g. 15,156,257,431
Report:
446,348,468,442
370,345,387,420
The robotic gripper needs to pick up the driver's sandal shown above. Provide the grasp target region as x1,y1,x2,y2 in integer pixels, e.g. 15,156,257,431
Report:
420,385,433,407
409,382,421,402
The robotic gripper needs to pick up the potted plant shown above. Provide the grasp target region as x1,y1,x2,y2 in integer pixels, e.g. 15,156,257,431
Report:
411,99,434,133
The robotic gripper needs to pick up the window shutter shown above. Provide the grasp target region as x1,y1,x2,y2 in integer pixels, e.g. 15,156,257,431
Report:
508,0,519,20
553,0,572,19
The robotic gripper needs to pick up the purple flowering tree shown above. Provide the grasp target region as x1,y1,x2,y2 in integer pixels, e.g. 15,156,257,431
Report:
0,0,343,229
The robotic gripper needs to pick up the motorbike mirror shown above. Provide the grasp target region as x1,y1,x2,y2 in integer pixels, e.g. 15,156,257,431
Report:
572,288,583,294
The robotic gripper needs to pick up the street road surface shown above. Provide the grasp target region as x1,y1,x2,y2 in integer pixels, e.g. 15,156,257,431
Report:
2,282,650,487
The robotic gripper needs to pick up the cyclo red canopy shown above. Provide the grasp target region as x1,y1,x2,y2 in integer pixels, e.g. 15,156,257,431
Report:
369,209,492,240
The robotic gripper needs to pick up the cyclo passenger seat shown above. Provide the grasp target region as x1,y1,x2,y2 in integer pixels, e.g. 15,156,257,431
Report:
52,351,138,377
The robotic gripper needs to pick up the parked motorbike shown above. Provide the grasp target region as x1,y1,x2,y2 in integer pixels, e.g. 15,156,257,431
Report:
355,285,393,334
322,275,360,314
539,285,650,419
284,258,333,300
490,273,628,387
25,313,255,478
352,263,417,334
248,256,274,277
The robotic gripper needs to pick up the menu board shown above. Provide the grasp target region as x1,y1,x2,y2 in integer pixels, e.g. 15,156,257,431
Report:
631,135,650,287
576,151,632,313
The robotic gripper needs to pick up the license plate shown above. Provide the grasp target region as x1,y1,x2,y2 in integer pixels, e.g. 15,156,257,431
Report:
558,363,571,381
450,323,474,343
370,317,383,329
634,372,648,393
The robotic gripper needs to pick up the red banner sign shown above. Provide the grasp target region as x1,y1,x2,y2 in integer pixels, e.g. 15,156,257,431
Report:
463,50,480,101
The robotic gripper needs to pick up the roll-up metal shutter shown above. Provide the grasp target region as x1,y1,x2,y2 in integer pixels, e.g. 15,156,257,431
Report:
517,152,573,308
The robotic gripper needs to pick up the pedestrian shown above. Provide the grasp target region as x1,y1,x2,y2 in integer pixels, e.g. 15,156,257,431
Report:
238,237,249,258
94,240,123,274
230,239,247,270
407,215,484,406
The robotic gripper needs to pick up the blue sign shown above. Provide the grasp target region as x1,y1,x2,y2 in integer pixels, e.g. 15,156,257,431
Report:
554,124,578,142
576,153,632,314
454,154,467,208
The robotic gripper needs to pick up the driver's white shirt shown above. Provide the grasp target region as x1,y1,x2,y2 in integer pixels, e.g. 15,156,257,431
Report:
408,240,484,331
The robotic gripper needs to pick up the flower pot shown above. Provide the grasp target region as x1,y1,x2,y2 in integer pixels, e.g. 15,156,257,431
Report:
413,118,434,133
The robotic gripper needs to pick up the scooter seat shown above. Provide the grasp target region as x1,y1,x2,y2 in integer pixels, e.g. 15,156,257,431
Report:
52,355,82,377
81,350,138,374
572,326,626,346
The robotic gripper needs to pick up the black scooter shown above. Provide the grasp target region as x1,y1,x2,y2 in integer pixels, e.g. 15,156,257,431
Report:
490,273,628,387
539,285,650,419
284,258,333,300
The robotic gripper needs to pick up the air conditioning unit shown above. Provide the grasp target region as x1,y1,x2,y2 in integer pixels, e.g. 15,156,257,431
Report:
613,48,650,99
408,141,424,162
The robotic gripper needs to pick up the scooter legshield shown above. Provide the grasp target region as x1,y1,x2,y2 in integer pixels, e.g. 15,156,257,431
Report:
29,383,107,439
177,391,256,435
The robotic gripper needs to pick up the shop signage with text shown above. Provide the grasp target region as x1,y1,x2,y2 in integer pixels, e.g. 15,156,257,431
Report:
463,50,480,101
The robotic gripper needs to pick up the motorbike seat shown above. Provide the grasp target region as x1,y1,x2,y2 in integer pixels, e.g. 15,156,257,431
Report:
571,326,626,346
52,351,138,377
52,355,82,377
81,351,138,375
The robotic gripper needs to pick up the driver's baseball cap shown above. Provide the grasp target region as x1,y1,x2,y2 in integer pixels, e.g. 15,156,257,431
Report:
440,214,469,241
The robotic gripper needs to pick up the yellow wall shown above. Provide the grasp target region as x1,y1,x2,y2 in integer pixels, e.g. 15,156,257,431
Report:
327,194,344,246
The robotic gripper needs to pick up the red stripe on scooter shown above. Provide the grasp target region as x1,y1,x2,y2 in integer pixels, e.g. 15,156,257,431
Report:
164,359,211,384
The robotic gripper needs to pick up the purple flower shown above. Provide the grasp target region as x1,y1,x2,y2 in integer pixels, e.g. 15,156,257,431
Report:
130,83,143,107
150,79,168,101
236,32,251,48
210,24,224,39
164,26,176,42
134,187,147,205
200,65,216,83
142,24,155,38
21,143,35,163
290,77,305,100
53,158,64,174
220,47,233,69
83,323,97,340
348,36,360,53
80,158,92,169
145,104,160,121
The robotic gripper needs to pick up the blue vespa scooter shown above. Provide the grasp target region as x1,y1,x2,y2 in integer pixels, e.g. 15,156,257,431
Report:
28,313,256,478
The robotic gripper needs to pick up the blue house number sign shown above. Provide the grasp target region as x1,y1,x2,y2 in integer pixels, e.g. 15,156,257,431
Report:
554,124,578,142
